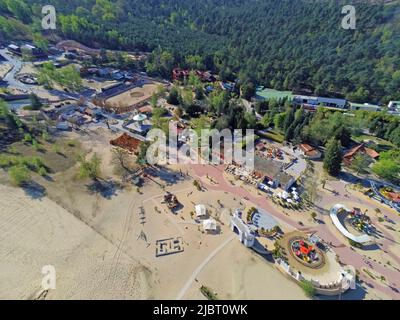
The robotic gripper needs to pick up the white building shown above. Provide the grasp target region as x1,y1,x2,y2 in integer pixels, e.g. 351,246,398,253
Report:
203,218,217,232
350,102,381,112
230,210,255,248
195,204,207,218
293,95,348,109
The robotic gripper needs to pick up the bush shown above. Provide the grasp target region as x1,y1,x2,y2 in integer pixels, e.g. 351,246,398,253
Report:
23,133,33,143
300,280,316,298
9,165,31,186
67,140,78,147
32,139,40,151
42,131,50,142
193,180,202,191
53,143,62,154
311,212,317,220
167,87,180,105
200,285,218,300
77,154,102,180
24,156,45,173
0,155,18,167
348,239,362,248
38,167,47,176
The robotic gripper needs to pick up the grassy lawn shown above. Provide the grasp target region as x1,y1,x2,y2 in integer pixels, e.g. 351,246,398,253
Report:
257,130,285,143
255,88,294,101
10,138,83,174
352,134,394,152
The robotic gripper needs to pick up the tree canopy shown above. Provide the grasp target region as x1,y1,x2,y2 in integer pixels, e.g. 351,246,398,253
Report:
323,138,343,176
2,0,399,103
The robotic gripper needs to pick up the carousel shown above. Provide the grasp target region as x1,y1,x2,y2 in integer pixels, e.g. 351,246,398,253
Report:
289,236,325,269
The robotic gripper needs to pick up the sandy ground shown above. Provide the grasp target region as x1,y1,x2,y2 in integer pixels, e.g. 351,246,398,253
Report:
0,184,154,300
3,125,397,300
0,127,315,300
183,239,308,300
105,83,159,107
82,79,119,91
17,64,37,76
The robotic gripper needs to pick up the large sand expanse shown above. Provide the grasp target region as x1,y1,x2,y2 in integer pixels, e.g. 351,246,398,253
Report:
183,239,308,300
105,83,159,107
0,184,154,299
0,182,308,300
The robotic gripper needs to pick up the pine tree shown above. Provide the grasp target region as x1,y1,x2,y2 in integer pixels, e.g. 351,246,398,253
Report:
29,94,42,110
283,107,295,132
284,123,295,141
323,138,342,176
167,87,180,105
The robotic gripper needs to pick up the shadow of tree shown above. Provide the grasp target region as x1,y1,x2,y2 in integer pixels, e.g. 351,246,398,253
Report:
22,181,46,200
362,243,381,251
145,165,191,185
86,179,123,199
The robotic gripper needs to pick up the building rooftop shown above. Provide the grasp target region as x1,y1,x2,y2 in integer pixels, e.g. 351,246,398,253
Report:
110,133,142,153
274,171,295,189
254,155,283,178
343,143,380,163
299,143,320,158
253,208,279,231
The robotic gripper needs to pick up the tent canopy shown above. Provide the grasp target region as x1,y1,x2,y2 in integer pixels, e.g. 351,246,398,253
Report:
195,204,207,217
133,114,147,122
203,218,217,231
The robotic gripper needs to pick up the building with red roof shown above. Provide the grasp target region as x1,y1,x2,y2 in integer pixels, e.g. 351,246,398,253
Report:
110,133,142,154
298,143,321,160
343,143,379,165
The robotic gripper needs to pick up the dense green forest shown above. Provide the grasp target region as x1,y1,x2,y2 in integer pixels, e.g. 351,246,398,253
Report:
1,0,400,103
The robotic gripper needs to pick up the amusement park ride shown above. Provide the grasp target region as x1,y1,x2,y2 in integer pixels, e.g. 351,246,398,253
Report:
349,208,373,235
163,192,180,210
291,239,319,264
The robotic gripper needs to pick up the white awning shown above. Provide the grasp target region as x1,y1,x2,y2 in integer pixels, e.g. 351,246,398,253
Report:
203,218,217,231
195,204,207,217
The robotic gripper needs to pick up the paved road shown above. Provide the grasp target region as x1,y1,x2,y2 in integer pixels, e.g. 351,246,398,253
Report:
1,49,28,89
